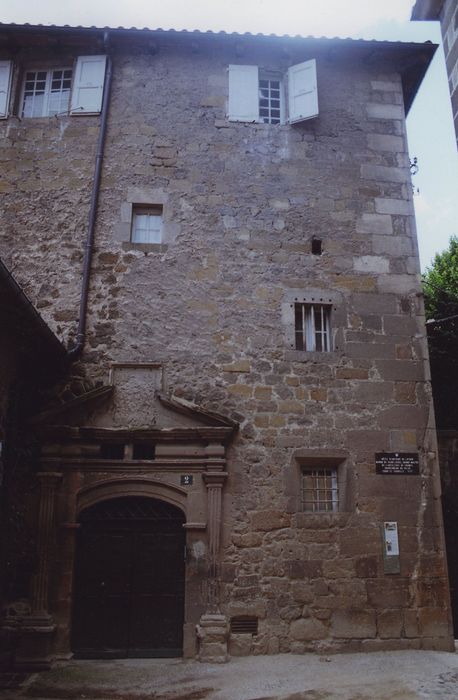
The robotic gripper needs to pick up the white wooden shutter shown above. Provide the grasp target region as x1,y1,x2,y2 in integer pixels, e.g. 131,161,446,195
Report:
0,61,13,119
228,64,259,122
70,55,107,115
287,59,318,124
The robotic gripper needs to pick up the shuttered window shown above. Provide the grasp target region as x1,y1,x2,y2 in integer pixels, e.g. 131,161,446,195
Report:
228,64,259,122
70,55,107,115
21,68,73,118
228,59,319,124
288,59,318,123
0,60,13,119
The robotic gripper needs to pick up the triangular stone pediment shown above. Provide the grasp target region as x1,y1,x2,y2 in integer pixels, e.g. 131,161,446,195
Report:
32,363,237,435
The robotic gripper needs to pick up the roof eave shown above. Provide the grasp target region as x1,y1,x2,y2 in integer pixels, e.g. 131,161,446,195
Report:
411,0,444,20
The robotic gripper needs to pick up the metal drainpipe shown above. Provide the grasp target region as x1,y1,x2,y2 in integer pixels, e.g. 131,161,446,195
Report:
68,34,113,359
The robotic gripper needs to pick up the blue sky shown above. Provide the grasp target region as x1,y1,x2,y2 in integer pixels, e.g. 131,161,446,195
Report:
1,0,457,271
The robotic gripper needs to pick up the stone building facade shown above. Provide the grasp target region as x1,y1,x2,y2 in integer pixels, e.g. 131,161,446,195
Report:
412,0,458,147
0,258,66,667
0,24,454,666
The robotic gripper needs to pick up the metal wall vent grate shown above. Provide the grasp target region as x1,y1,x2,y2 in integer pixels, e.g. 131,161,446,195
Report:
230,616,258,635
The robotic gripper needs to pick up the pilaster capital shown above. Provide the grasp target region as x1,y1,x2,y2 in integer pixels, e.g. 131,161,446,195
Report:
37,471,62,485
203,471,228,488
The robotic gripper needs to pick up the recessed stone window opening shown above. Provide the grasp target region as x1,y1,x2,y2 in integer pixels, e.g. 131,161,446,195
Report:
311,237,322,255
131,205,163,244
259,74,283,124
294,302,332,351
302,467,339,512
99,442,125,460
21,68,73,118
98,442,156,460
230,616,258,635
132,443,156,460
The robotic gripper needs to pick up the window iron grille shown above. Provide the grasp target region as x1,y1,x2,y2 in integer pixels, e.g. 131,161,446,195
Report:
295,303,331,352
230,616,258,635
302,468,339,513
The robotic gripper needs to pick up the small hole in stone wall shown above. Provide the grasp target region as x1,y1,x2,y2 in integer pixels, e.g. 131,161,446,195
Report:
311,238,322,255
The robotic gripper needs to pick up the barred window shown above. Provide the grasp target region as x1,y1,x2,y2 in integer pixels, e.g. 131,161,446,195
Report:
295,303,331,352
22,68,73,118
302,468,339,512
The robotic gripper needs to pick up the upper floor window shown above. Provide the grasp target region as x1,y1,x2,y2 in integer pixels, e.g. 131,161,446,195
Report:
131,206,163,244
294,303,332,352
228,59,318,125
22,68,73,118
1,55,107,120
259,75,283,124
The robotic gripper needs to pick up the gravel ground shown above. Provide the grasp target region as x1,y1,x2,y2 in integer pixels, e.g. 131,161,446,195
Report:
2,650,458,700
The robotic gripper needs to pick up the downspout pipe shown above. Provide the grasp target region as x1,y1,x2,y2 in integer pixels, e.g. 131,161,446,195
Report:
68,34,113,359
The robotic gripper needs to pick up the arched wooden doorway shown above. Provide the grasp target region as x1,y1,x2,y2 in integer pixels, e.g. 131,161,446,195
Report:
72,496,186,658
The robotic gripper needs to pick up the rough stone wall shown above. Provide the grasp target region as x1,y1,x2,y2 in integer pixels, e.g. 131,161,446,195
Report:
0,33,452,653
439,0,458,146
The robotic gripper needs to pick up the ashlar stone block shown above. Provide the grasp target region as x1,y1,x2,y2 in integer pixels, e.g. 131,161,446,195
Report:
353,256,389,273
360,164,407,184
356,213,393,235
331,610,376,638
290,617,328,641
366,103,404,120
375,198,412,216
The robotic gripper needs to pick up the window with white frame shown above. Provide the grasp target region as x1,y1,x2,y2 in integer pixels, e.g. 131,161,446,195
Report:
259,75,283,124
21,68,73,118
228,59,318,125
302,467,339,513
5,55,107,120
131,206,163,244
294,303,331,352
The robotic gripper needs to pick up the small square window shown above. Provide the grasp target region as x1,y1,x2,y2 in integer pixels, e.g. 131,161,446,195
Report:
302,468,338,512
294,303,332,352
21,68,73,118
131,206,163,244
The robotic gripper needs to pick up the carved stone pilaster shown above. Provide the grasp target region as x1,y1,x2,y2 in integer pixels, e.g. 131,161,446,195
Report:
200,456,229,662
15,472,62,669
202,471,227,587
31,472,62,616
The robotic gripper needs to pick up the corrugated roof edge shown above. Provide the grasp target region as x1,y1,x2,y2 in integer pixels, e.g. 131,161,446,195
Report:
0,21,438,45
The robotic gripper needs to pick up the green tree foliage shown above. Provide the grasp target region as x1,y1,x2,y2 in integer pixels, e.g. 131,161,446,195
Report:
423,235,458,320
422,236,458,429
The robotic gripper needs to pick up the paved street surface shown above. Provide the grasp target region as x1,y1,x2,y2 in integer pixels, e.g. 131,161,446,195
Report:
2,650,458,699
